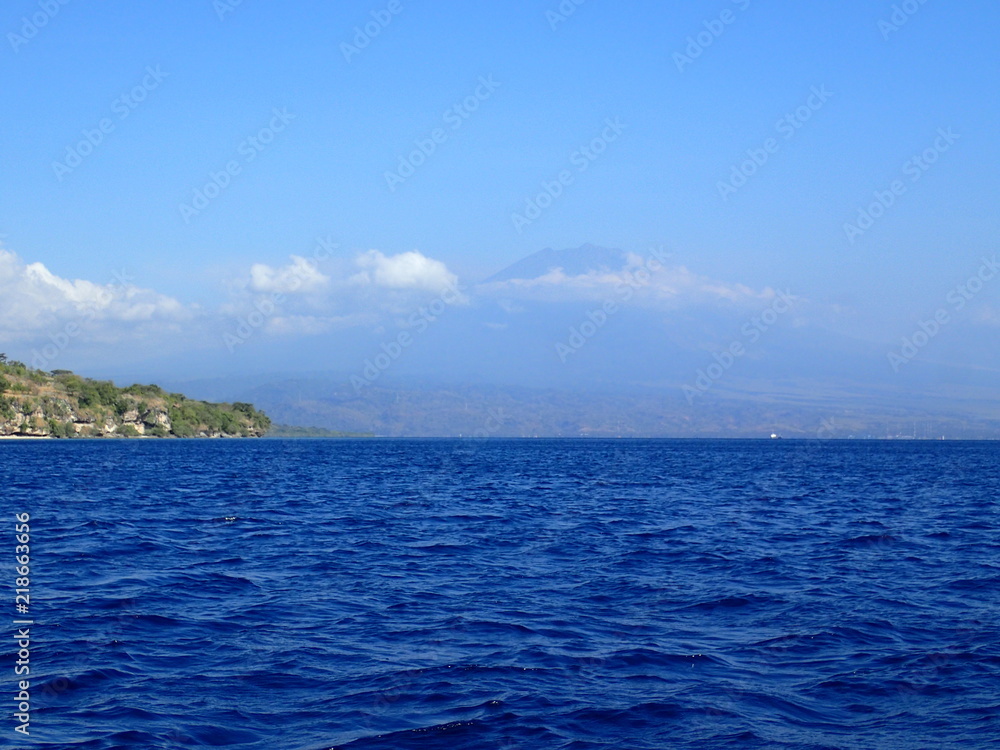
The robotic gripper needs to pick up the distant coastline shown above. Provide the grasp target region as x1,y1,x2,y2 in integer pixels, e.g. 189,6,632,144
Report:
264,425,375,438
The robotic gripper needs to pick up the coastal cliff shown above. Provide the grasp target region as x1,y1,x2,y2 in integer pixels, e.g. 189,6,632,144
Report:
0,357,270,438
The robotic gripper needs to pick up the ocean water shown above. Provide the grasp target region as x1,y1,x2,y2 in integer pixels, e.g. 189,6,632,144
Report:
2,438,998,749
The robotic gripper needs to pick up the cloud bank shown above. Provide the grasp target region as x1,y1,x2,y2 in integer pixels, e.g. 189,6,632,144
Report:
0,248,192,343
476,251,779,308
1,243,810,369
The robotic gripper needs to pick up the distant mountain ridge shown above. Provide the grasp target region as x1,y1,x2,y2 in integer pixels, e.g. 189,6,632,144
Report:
74,240,1000,440
167,372,1000,440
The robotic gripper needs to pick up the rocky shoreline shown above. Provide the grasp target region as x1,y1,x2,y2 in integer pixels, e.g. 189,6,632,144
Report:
0,359,270,439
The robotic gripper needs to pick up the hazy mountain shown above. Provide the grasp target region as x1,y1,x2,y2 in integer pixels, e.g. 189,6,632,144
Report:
483,244,633,283
135,243,1000,438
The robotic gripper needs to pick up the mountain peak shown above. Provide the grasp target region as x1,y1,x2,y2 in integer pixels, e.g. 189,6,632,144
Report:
483,244,630,284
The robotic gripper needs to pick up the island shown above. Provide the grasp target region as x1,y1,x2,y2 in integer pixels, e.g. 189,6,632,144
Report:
0,356,270,438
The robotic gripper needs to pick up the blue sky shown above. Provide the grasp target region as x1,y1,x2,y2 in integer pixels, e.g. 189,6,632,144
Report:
2,0,999,384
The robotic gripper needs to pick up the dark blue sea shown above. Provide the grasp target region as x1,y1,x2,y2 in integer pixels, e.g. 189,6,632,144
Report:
2,439,999,749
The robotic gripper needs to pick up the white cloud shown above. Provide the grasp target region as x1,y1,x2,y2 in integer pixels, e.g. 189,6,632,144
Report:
264,313,375,336
351,250,458,294
249,255,330,294
221,250,464,340
0,248,192,342
478,254,777,308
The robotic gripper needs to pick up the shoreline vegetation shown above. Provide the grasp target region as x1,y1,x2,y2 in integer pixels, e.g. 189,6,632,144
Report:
0,356,271,439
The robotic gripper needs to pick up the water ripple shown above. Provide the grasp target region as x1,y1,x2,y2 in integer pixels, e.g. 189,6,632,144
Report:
2,438,998,748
